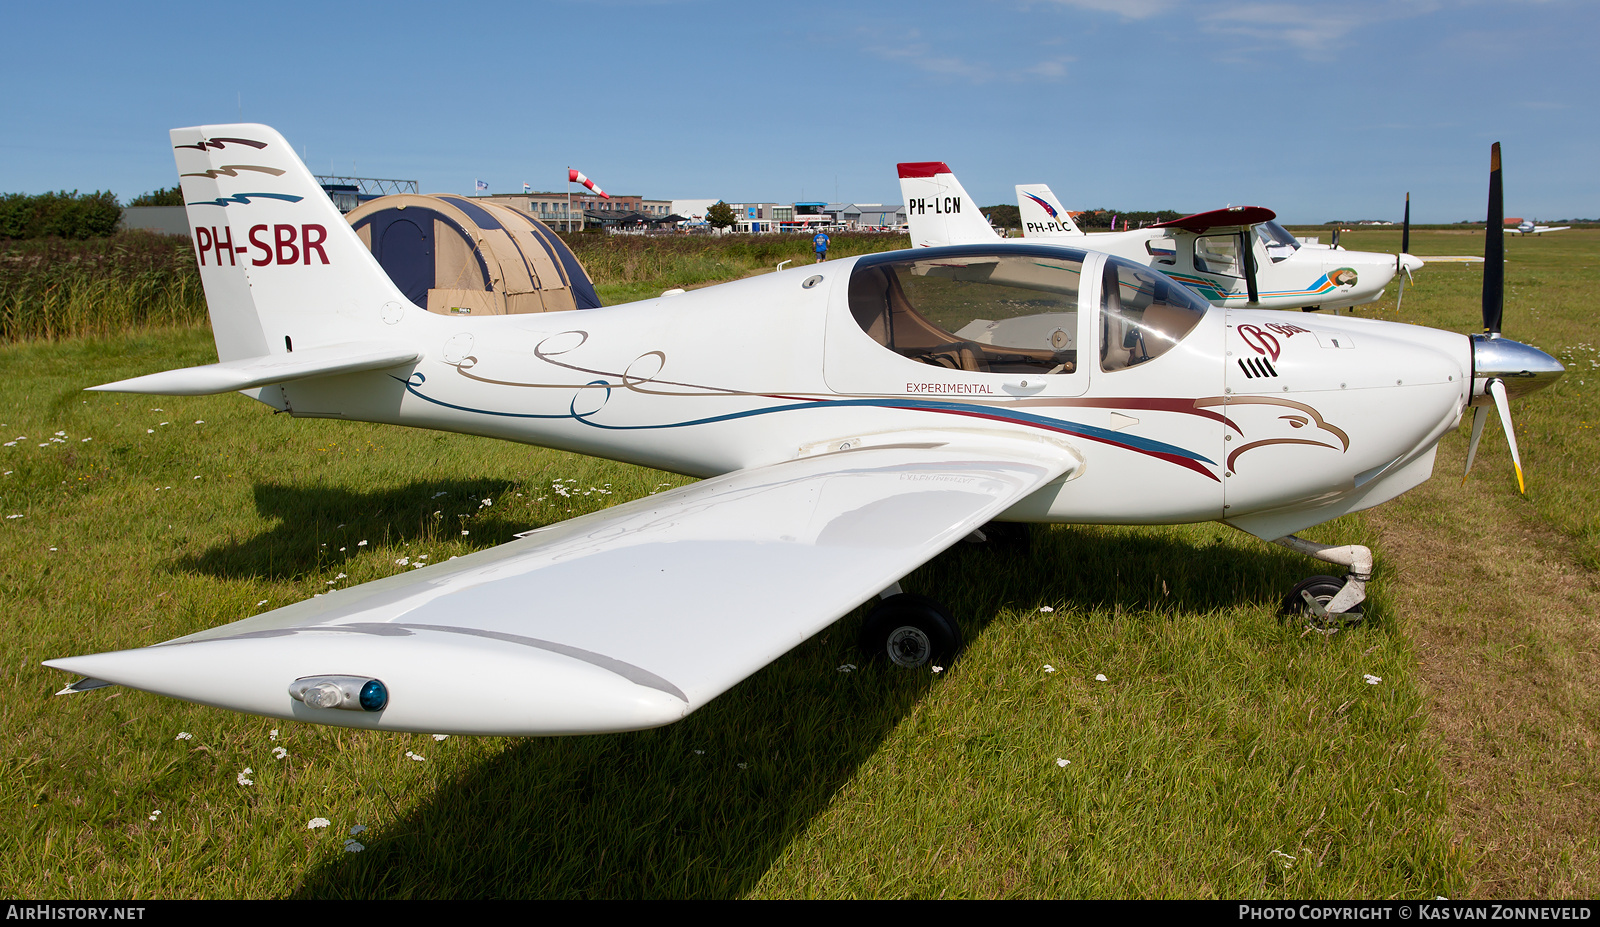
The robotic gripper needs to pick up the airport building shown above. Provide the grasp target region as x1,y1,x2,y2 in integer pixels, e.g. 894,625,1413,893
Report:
472,192,673,230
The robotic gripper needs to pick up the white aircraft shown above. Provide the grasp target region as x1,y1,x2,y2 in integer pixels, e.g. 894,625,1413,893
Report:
47,129,1561,738
1504,218,1571,236
898,162,1424,312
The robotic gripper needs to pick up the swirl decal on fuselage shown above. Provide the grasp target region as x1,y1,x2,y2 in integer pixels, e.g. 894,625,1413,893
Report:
396,330,1235,482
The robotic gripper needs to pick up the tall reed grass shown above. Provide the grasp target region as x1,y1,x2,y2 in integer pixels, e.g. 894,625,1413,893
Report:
0,229,909,344
0,231,207,342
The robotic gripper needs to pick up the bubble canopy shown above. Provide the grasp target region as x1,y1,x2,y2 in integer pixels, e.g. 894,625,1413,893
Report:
847,247,1088,375
846,246,1209,376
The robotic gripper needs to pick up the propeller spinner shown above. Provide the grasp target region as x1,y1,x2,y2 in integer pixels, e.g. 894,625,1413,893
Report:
1463,143,1565,493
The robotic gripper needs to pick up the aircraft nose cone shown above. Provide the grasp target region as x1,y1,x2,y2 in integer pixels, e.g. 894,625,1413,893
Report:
1472,334,1565,400
1400,253,1424,273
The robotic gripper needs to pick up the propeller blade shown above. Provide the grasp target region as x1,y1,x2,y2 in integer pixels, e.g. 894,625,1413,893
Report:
1401,191,1411,258
1488,378,1525,493
1484,143,1505,333
1394,271,1407,314
1462,403,1489,484
1243,231,1260,305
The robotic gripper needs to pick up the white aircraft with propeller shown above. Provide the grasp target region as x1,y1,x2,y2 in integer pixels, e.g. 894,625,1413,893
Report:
898,162,1424,313
1504,218,1571,236
46,128,1560,738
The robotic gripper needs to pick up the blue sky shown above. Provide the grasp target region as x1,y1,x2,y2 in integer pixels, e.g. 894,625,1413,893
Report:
2,0,1595,223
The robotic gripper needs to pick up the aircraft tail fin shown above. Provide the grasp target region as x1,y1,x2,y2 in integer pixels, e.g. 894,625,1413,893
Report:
171,124,411,363
1016,184,1082,238
897,162,1000,248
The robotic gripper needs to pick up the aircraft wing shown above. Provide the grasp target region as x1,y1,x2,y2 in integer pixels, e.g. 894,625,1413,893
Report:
46,435,1079,736
1152,206,1277,234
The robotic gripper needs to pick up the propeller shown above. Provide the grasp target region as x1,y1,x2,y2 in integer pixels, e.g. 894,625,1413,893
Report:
1462,142,1563,493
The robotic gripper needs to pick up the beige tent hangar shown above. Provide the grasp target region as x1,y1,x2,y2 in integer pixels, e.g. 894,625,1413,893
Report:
347,194,602,315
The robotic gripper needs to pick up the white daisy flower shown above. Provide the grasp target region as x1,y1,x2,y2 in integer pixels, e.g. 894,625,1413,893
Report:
1043,665,1056,673
272,746,288,760
1056,758,1070,767
432,734,448,741
1095,674,1108,682
307,817,330,830
237,768,254,786
176,732,192,741
1363,674,1382,685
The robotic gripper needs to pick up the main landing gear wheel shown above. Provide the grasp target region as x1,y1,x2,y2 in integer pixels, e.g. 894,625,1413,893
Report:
860,593,962,669
977,521,1032,556
1279,574,1364,628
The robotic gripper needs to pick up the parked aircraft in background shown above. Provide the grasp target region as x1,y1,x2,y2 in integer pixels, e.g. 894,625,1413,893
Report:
898,163,1423,313
46,130,1559,739
1504,218,1570,236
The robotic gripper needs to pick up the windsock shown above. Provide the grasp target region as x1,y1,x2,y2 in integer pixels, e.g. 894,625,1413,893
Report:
568,168,609,199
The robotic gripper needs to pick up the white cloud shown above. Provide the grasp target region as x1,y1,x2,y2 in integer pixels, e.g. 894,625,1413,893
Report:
1038,0,1177,19
867,30,1072,83
1198,1,1442,58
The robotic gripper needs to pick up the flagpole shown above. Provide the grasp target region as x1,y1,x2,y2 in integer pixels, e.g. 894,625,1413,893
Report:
567,167,572,233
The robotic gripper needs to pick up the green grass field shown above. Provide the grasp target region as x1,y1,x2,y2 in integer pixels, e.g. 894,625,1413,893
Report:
0,230,1594,898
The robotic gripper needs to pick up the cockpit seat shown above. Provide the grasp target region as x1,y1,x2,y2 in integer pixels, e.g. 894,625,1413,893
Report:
915,341,988,373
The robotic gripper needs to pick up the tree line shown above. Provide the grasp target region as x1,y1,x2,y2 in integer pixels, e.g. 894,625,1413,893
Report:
0,186,182,240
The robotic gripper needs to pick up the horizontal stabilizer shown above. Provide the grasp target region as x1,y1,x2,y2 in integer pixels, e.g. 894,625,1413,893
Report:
88,342,420,395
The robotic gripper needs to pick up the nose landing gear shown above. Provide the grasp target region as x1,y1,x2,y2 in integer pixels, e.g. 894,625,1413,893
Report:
1272,535,1372,628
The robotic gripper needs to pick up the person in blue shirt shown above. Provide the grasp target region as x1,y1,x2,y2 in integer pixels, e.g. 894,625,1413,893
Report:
813,230,830,263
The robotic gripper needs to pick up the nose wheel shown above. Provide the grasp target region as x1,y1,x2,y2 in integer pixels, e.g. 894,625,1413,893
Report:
1280,574,1365,628
860,593,962,669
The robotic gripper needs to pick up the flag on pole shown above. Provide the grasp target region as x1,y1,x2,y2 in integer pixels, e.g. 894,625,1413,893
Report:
475,179,489,191
523,182,531,193
568,168,609,199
